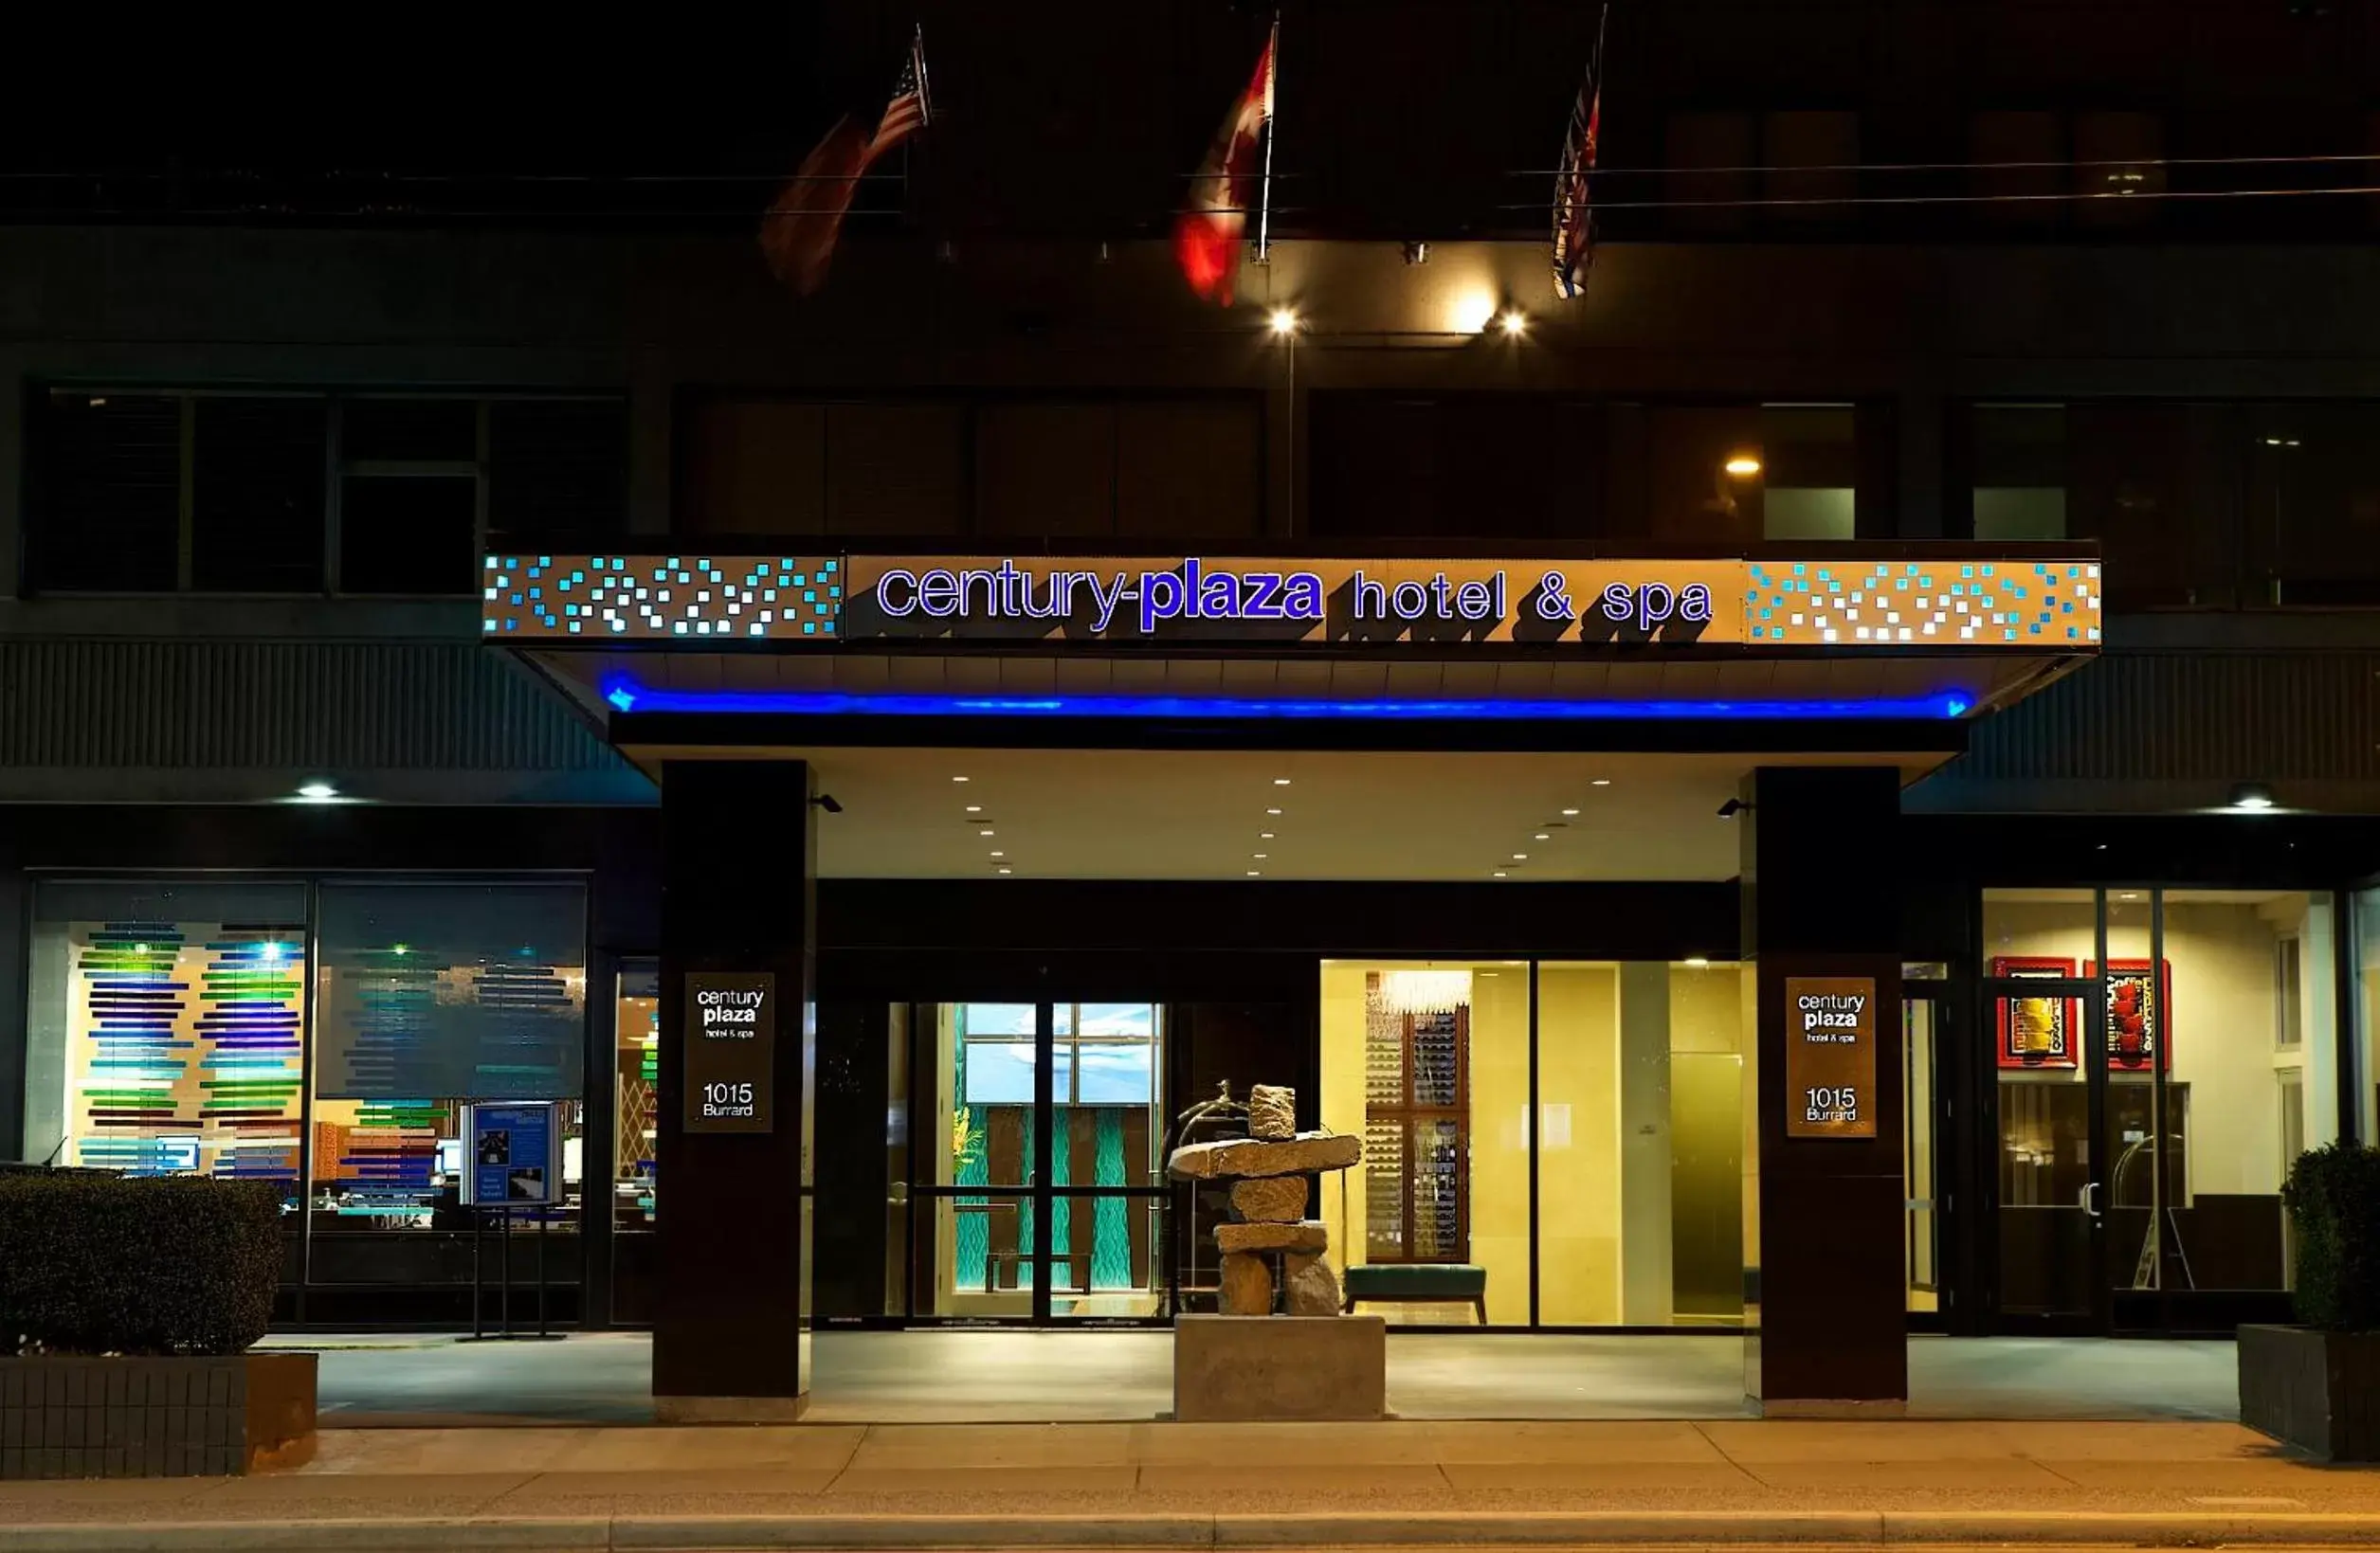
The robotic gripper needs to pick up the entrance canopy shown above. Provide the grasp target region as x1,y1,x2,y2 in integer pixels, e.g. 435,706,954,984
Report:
610,746,1949,880
488,543,2100,767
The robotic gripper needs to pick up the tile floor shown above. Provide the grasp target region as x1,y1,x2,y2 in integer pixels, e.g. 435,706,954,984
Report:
270,1329,2243,1426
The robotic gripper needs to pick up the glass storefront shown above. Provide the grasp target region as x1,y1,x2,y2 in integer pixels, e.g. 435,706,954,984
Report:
22,876,590,1308
1321,958,1753,1328
1985,887,2335,1330
901,1000,1168,1323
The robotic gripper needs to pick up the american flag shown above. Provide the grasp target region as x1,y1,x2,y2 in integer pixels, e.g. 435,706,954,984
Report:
868,28,934,162
760,26,935,296
1552,6,1607,301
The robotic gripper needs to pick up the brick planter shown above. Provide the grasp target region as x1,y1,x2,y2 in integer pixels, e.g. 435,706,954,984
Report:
2239,1324,2380,1462
0,1350,316,1479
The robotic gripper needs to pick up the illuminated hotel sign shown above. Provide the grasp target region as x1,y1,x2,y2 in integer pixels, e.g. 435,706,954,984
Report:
482,551,2102,651
1783,975,1879,1141
849,556,1740,643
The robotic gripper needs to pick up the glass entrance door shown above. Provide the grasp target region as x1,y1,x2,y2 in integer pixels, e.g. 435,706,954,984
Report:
1985,967,2109,1331
906,1000,1168,1325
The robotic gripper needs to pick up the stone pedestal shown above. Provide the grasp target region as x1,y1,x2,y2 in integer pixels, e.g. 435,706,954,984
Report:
1172,1314,1387,1422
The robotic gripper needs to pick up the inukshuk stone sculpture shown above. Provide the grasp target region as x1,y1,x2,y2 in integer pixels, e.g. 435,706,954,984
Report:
1166,1084,1360,1317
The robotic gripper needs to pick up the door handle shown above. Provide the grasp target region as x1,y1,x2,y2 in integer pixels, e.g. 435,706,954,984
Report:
2080,1182,2102,1219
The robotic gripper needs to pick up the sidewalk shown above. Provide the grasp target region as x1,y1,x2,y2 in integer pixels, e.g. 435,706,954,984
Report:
3,1418,2378,1550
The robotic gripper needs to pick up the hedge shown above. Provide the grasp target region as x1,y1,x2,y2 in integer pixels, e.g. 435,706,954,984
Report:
0,1174,282,1357
2283,1141,2380,1333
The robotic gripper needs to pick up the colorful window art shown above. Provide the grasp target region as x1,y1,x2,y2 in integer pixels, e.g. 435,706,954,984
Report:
27,882,311,1200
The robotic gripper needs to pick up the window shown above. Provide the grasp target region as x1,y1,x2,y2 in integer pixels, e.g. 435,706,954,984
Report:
2276,936,2304,1049
1964,400,2244,609
1970,406,2068,541
30,394,188,591
1758,406,1858,540
1320,958,1750,1328
306,879,589,1285
1763,111,1858,226
913,1001,1167,1319
613,961,659,1231
25,880,311,1196
2072,112,2166,230
1308,395,1618,540
1985,888,2337,1319
677,396,1256,540
192,399,329,591
21,874,593,1303
1664,113,1753,235
1645,404,1857,543
26,388,627,594
338,475,478,595
1968,112,2063,230
2247,404,2380,605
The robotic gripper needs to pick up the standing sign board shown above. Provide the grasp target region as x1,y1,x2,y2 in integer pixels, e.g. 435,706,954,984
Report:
1783,977,1878,1139
459,1101,561,1205
683,971,775,1134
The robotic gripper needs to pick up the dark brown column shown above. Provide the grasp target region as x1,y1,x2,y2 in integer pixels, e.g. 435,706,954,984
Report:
1740,765,1907,1414
654,759,815,1419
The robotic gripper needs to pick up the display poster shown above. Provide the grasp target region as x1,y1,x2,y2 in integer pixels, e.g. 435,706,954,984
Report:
1783,976,1878,1140
682,970,775,1134
460,1100,560,1205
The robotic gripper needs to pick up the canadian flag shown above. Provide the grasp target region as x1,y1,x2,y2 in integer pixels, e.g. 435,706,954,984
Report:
1173,27,1276,305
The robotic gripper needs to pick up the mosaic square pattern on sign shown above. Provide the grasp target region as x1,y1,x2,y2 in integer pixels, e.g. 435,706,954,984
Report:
1744,560,2101,646
482,554,842,640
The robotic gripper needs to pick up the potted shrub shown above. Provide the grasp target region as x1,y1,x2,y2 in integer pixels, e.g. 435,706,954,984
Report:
2239,1141,2380,1460
0,1173,317,1479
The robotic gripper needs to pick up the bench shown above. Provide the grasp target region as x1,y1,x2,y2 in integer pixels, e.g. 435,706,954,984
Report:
1340,1262,1488,1324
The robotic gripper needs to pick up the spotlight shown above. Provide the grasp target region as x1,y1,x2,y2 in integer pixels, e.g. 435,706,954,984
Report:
1498,308,1528,336
1723,455,1763,478
1717,798,1751,819
2228,782,2277,812
1268,307,1300,336
810,793,844,814
295,781,339,804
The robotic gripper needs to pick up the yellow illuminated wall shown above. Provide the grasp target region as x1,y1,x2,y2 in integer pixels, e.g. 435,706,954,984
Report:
1322,959,1748,1328
1535,964,1622,1325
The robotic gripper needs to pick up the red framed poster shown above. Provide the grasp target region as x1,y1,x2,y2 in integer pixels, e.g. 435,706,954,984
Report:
1991,956,2080,1070
2087,959,2172,1073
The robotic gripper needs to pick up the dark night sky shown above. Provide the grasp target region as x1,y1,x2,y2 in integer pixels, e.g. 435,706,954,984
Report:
5,2,2371,238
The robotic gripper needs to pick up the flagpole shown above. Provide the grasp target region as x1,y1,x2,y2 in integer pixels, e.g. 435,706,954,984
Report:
1257,10,1280,263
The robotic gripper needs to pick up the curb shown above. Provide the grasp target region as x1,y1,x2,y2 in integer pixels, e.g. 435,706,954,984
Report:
7,1509,2380,1551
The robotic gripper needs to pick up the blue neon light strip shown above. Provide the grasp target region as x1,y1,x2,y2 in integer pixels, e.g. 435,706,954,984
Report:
604,683,1972,721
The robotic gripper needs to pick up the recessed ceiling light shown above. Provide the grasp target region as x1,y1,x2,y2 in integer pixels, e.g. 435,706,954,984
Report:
1266,807,1283,816
953,775,970,783
1246,869,1262,876
998,867,1012,875
1253,853,1267,859
966,804,982,813
990,850,1005,858
1561,807,1580,816
1493,870,1508,878
1534,833,1551,841
1684,956,1710,968
1590,779,1611,787
979,829,995,837
2118,892,2140,901
1273,778,1292,786
1260,831,1275,839
1511,853,1528,860
295,781,339,803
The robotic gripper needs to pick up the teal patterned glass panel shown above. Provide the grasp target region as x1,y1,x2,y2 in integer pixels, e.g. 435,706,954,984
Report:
1092,1109,1131,1289
1049,1106,1071,1258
